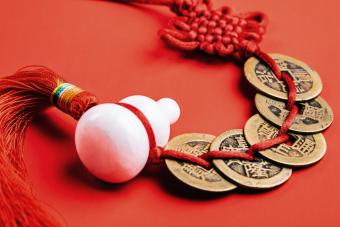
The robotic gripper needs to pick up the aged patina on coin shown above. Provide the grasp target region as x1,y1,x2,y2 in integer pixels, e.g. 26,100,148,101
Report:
211,129,292,189
255,93,334,133
164,133,237,192
244,53,323,101
244,114,327,167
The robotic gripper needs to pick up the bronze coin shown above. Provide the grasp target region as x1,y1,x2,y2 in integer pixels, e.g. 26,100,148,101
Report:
255,93,334,133
164,133,237,192
244,114,327,167
244,53,323,101
211,129,292,189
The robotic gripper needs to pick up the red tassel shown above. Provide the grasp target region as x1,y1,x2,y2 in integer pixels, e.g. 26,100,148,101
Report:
0,66,98,226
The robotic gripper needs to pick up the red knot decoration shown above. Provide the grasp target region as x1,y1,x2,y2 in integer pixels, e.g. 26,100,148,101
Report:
160,0,268,59
128,0,268,59
123,0,295,167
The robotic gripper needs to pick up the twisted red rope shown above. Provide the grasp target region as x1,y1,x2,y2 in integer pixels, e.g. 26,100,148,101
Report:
200,52,298,163
117,0,299,168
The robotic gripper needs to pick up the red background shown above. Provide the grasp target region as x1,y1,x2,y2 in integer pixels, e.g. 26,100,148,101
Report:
0,0,339,226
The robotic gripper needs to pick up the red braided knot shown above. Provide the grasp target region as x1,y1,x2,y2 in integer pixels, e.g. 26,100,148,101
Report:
126,0,267,58
159,0,268,59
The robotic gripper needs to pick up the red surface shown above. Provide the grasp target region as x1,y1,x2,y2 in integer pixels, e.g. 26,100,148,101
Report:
0,0,339,226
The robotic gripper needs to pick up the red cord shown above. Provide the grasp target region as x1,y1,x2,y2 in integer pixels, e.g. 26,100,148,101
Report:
116,102,211,168
116,0,299,168
201,50,298,163
116,103,157,150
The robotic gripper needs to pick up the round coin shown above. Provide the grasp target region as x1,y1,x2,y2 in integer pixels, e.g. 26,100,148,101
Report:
244,53,322,101
211,129,292,189
164,133,237,192
244,114,327,167
255,93,334,133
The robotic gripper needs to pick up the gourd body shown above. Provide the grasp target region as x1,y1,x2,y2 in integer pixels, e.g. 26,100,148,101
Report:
75,96,180,183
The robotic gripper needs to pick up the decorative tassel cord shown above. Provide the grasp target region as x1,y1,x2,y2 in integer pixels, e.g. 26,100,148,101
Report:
0,66,98,227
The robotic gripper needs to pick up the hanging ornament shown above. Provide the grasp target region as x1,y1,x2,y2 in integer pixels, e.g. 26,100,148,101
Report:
0,0,334,226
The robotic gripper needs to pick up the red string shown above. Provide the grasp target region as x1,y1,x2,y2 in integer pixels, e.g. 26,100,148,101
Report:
201,51,298,163
116,103,157,150
117,0,299,168
116,102,211,168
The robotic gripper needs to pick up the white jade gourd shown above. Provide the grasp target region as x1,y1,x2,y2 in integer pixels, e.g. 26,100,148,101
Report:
75,95,180,183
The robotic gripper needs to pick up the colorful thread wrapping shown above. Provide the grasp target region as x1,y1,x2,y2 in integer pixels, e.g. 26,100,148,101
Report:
51,83,83,112
49,81,98,120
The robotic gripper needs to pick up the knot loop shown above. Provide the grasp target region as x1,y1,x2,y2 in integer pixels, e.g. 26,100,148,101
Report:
148,146,164,165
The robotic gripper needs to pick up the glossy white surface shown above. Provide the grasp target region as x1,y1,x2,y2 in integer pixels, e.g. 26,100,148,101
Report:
75,96,180,183
157,98,181,124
